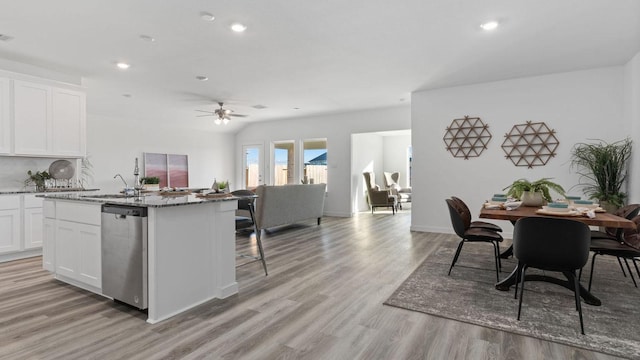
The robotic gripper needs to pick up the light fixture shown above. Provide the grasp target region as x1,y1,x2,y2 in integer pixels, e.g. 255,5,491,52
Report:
200,12,215,22
214,117,222,125
139,34,155,42
223,117,230,125
231,23,247,32
480,21,499,30
116,62,130,70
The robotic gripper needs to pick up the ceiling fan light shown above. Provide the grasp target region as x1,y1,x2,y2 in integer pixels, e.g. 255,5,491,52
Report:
223,118,230,125
214,118,222,125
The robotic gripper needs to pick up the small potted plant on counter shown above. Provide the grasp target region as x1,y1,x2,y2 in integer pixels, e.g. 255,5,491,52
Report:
217,180,229,193
141,176,160,191
503,178,565,206
25,170,52,192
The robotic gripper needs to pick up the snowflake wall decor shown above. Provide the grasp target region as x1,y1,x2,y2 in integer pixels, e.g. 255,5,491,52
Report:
443,116,492,160
501,121,559,168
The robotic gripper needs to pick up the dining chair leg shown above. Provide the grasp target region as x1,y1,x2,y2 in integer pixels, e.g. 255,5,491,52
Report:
571,271,585,335
588,253,598,292
514,262,524,299
633,259,640,279
492,242,500,282
617,257,628,277
448,240,465,276
517,265,527,321
623,258,637,287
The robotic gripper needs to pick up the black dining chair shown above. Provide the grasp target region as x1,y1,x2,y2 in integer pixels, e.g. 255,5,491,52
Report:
513,217,590,335
445,198,503,281
232,189,268,276
450,196,503,233
588,214,640,291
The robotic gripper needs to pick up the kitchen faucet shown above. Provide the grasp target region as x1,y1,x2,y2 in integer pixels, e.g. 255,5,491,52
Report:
114,173,128,188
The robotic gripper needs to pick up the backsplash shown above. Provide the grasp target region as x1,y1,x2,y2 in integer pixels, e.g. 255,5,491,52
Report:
0,157,78,191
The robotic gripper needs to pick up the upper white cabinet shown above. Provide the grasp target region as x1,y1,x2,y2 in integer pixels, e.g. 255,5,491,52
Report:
10,78,86,157
14,80,52,155
0,77,10,154
52,88,86,156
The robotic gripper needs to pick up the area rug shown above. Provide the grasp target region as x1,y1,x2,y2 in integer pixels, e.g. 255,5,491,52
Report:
384,239,640,359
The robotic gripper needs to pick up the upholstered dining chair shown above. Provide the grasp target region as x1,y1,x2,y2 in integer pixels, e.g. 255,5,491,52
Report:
445,198,503,281
231,189,268,276
450,196,502,233
513,217,590,335
383,171,411,209
588,214,640,291
588,204,640,286
363,172,397,214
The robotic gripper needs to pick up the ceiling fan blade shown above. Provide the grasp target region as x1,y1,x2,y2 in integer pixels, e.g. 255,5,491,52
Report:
230,113,248,118
195,109,215,114
196,114,214,117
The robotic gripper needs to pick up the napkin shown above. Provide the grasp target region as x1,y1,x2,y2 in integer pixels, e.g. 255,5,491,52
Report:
585,209,596,218
504,201,522,211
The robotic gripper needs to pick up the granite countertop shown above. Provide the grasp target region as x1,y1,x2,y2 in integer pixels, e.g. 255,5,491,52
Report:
39,192,238,208
0,188,100,195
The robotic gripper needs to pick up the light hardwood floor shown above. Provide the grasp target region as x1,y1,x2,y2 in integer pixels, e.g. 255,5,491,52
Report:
0,211,622,359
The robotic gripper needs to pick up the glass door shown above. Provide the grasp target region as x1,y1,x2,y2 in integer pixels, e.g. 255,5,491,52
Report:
242,144,263,189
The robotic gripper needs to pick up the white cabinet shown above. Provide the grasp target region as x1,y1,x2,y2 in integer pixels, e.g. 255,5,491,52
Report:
43,218,55,271
23,195,44,249
48,201,101,290
0,196,21,254
0,77,10,154
52,88,86,156
13,80,51,155
12,79,86,157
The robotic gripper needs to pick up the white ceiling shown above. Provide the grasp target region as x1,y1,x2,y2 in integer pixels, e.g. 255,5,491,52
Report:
1,0,639,132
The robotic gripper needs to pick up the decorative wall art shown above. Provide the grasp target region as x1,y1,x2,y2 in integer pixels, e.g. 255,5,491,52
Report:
143,153,189,188
443,116,492,159
501,121,559,168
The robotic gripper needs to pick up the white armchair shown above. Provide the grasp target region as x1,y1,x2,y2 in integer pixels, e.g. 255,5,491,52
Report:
383,171,411,210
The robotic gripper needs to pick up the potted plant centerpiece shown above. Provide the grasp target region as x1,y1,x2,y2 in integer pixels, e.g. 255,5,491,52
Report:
503,178,566,206
217,180,229,193
570,138,632,212
141,176,160,191
25,170,52,192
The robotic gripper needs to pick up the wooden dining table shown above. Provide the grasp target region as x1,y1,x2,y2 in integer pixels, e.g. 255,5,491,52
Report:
479,205,636,306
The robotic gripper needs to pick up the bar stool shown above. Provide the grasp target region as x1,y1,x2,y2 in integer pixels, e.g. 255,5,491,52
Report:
232,190,268,276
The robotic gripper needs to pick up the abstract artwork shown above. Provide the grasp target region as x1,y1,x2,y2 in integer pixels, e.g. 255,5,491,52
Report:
144,153,189,188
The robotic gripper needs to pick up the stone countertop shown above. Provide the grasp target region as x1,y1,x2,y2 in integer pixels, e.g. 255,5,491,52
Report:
38,192,237,208
0,188,100,195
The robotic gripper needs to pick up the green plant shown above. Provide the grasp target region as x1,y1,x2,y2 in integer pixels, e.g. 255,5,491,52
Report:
570,138,632,208
141,176,160,184
24,170,52,190
503,178,565,203
217,180,228,190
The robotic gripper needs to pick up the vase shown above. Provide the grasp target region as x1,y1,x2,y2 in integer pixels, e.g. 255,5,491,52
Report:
521,191,544,207
599,200,618,214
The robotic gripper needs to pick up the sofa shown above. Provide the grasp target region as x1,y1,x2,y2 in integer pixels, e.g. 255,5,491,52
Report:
253,184,326,231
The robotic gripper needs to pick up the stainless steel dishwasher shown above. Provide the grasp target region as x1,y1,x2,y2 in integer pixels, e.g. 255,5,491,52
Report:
101,204,148,310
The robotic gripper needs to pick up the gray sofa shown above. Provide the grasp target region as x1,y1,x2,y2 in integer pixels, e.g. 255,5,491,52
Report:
254,184,326,231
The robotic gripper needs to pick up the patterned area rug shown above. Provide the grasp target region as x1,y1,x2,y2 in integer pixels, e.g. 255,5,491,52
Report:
384,238,640,359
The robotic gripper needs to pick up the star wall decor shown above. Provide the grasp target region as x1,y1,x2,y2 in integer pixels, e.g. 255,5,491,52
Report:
501,121,559,168
443,116,492,159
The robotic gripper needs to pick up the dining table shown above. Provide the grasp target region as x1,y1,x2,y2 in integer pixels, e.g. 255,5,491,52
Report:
479,205,636,306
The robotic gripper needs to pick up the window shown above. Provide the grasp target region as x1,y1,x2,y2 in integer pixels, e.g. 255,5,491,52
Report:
273,141,295,185
303,139,327,185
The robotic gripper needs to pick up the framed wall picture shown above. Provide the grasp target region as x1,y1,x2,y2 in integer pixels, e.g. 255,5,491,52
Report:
144,152,189,188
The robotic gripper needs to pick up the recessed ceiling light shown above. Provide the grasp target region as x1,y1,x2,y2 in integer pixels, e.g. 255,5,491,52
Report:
200,12,215,22
116,62,130,70
480,21,499,31
139,34,155,42
293,107,300,110
196,76,209,81
231,23,247,32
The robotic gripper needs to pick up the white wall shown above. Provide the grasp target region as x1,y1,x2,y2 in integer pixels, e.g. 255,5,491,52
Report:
625,51,640,203
87,114,235,193
352,133,384,212
235,105,411,217
411,66,627,234
383,134,412,188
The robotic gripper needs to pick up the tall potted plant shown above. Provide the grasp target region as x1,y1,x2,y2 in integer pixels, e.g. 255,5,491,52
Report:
503,178,566,206
570,138,632,211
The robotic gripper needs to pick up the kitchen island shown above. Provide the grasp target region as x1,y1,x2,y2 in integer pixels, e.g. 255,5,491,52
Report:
41,192,238,324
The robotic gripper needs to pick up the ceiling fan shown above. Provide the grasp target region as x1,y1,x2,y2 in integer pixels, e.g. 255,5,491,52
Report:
196,102,248,125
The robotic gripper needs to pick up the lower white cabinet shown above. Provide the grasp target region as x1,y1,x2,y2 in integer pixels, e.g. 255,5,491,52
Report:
45,200,101,291
0,195,21,254
23,195,44,249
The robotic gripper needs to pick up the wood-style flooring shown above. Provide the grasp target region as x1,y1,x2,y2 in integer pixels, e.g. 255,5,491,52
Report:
0,210,622,359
